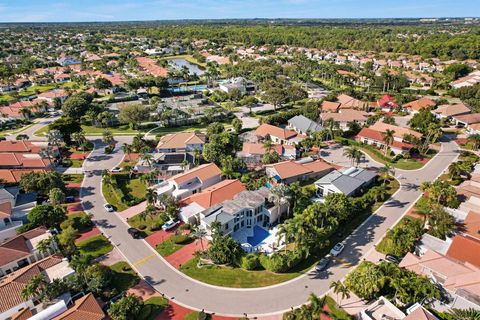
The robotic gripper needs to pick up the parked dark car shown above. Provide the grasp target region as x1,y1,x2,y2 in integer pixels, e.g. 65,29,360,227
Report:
315,257,330,272
127,228,142,239
385,254,400,264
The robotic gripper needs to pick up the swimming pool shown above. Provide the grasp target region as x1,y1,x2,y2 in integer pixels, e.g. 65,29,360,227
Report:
247,226,271,247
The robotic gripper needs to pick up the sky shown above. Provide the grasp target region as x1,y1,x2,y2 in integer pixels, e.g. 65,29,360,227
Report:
0,0,477,23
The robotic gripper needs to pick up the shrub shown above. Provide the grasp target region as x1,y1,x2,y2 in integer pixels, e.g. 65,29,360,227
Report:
179,224,191,230
170,234,191,245
240,254,260,270
150,223,162,231
259,252,301,273
138,224,147,230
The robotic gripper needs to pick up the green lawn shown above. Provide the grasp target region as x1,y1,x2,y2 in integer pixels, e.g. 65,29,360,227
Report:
127,214,166,237
63,174,84,184
109,261,140,292
35,123,140,137
64,212,92,232
62,158,84,168
148,122,232,136
356,144,425,170
183,312,203,320
102,174,147,211
138,297,169,320
156,236,194,256
0,82,81,102
76,234,113,260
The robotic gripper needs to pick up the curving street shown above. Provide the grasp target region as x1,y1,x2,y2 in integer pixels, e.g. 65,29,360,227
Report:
77,134,460,317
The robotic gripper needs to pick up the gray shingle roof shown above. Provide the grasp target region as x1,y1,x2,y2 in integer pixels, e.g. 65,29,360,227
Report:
288,115,323,133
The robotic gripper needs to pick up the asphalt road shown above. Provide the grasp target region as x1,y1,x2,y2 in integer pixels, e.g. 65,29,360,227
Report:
80,136,459,317
6,116,58,141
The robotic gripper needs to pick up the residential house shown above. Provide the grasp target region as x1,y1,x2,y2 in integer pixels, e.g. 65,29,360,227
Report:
320,109,370,131
0,227,57,277
321,101,341,112
178,179,246,223
156,132,206,164
0,153,51,170
0,201,22,243
314,167,376,200
56,57,81,66
377,95,398,112
287,115,323,135
0,255,74,320
400,249,480,311
452,113,480,128
356,121,422,155
136,57,169,77
54,73,71,83
51,293,106,320
446,235,480,268
237,143,296,165
152,163,222,204
450,71,480,89
336,94,368,110
37,89,68,104
219,77,256,94
403,97,436,114
0,140,58,155
199,188,285,242
255,124,305,145
432,103,471,121
359,296,406,320
265,158,333,185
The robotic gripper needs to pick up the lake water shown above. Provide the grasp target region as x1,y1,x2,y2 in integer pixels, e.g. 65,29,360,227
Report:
168,58,205,75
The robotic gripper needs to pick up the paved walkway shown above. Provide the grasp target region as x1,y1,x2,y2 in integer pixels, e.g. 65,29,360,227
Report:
145,229,176,247
165,240,205,269
95,247,124,266
81,135,459,317
119,201,147,220
75,226,101,244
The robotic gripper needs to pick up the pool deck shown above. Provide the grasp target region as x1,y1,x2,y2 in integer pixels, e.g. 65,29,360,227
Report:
233,225,281,255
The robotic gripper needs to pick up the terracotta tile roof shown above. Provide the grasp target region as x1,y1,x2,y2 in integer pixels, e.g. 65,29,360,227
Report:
181,179,246,209
172,163,221,185
446,235,480,268
336,94,366,109
0,140,50,154
53,293,105,320
320,109,369,123
11,308,33,320
433,103,471,117
369,121,422,139
255,124,297,140
0,201,12,218
270,160,332,180
0,169,47,183
377,95,398,108
321,101,341,112
0,255,63,313
157,132,206,150
0,107,21,117
136,57,168,77
0,227,47,266
0,153,50,169
240,143,283,156
404,306,438,320
98,73,124,86
38,89,68,99
356,128,414,151
453,113,480,125
464,211,480,240
404,97,436,111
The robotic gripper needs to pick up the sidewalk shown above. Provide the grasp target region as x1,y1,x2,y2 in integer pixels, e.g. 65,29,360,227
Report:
165,240,205,269
118,201,147,220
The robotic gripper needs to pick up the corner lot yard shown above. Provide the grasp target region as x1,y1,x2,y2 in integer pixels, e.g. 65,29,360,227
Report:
76,234,113,260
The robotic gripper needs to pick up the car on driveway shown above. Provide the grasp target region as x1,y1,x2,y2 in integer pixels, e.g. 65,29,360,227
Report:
385,254,400,264
315,257,330,272
110,167,123,173
127,228,141,239
104,203,114,212
330,243,345,257
162,220,179,231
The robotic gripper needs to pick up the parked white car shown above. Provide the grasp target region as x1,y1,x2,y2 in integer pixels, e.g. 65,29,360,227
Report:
162,220,179,231
104,203,114,212
330,243,345,257
110,167,123,173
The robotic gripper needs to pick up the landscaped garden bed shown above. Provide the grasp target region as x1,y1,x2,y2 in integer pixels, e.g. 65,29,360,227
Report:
102,173,147,211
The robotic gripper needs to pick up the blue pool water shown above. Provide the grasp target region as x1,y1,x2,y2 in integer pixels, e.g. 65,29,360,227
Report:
265,182,273,189
247,226,270,247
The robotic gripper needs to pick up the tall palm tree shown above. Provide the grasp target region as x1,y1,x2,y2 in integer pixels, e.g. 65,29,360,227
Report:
447,308,480,320
382,129,395,155
323,118,339,141
378,163,395,185
467,134,480,151
193,228,208,251
448,161,465,180
263,139,273,153
72,131,87,151
47,129,63,150
122,143,132,162
39,146,55,167
21,274,47,300
145,188,156,205
269,184,291,219
141,152,154,169
343,146,364,167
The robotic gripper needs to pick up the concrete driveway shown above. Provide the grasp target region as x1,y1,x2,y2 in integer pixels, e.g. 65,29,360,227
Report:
80,135,459,317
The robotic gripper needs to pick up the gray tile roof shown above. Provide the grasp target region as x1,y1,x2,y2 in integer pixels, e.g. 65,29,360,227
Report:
288,115,323,133
315,167,376,195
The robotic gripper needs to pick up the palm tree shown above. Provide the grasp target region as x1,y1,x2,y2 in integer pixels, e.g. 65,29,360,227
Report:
47,129,63,161
382,129,395,155
448,161,465,180
447,308,480,320
378,164,395,185
193,228,208,251
145,188,155,205
19,107,31,120
39,146,55,167
102,129,114,146
329,280,350,307
193,147,201,166
72,131,87,151
36,236,53,254
263,139,273,153
269,184,291,219
323,118,339,141
21,274,47,300
122,143,132,162
343,146,364,167
141,152,154,169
